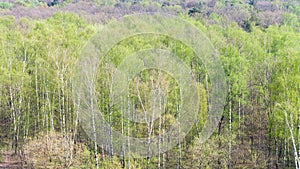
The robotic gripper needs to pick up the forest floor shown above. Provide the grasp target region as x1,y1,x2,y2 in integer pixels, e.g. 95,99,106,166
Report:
0,150,22,169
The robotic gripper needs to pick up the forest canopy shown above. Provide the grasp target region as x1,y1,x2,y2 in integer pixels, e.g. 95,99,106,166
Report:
0,0,299,168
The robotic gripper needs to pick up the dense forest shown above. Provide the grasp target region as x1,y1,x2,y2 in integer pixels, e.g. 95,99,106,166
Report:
0,0,299,168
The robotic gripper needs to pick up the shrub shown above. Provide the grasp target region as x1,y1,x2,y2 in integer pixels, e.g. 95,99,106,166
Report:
0,2,13,10
23,131,94,168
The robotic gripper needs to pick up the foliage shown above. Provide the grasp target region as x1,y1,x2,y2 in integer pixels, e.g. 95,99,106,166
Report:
0,2,13,10
0,1,299,168
23,131,93,168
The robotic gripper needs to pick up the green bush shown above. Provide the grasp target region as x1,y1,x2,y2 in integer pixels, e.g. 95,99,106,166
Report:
0,2,13,10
